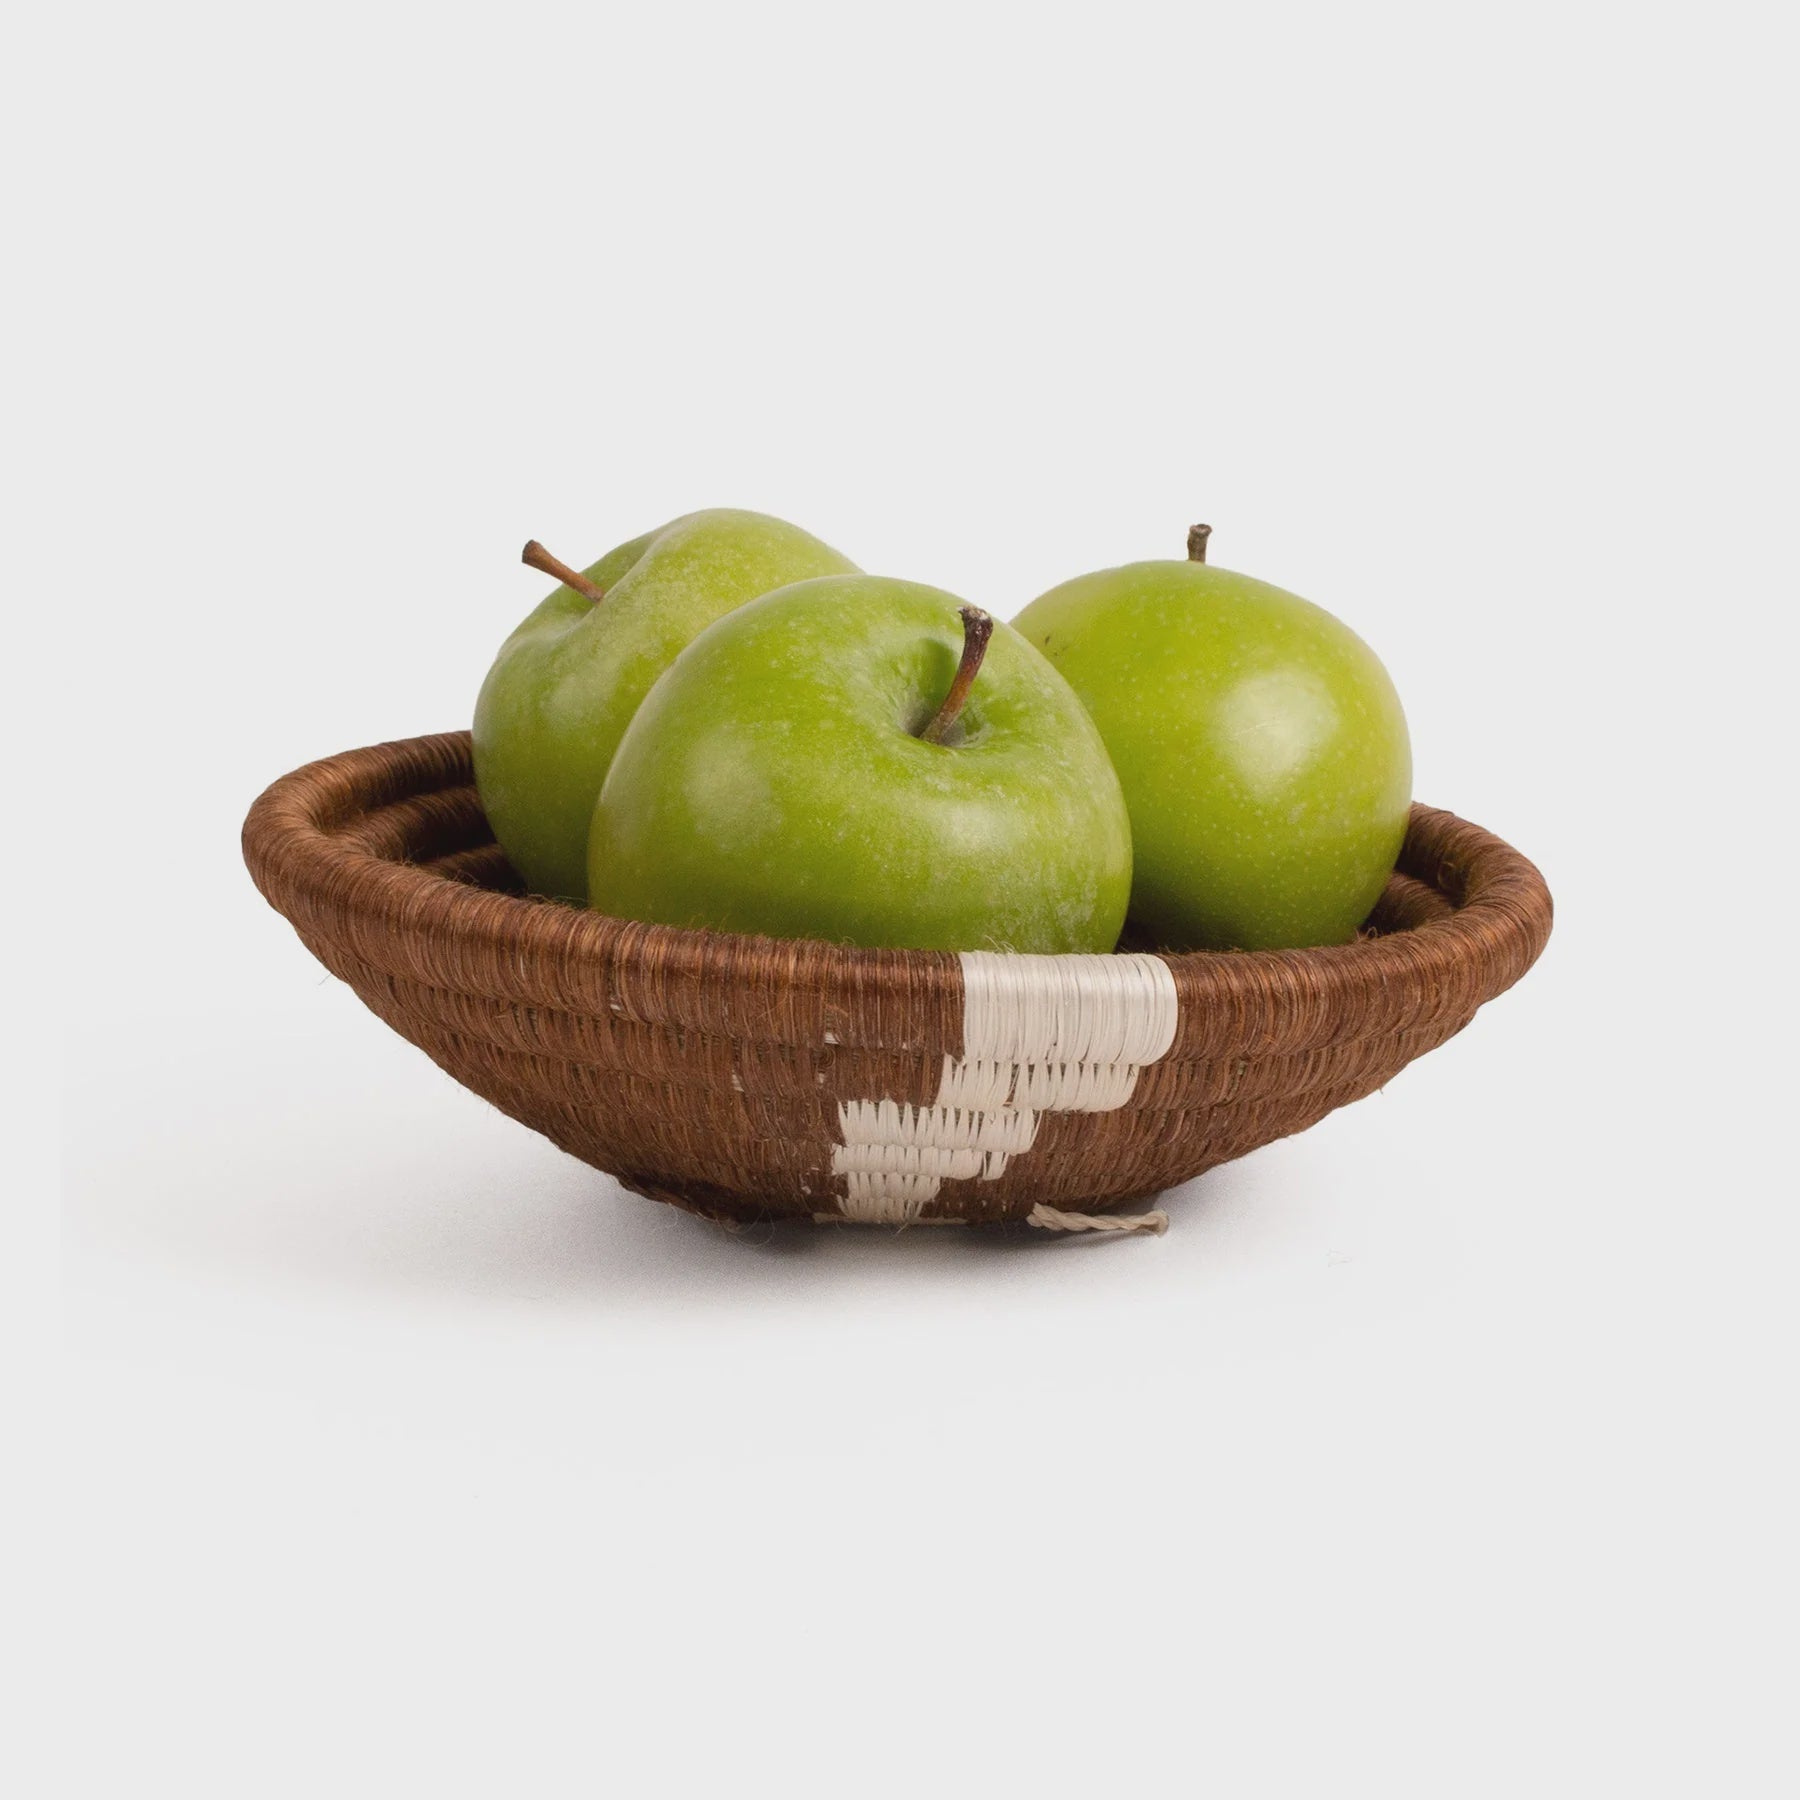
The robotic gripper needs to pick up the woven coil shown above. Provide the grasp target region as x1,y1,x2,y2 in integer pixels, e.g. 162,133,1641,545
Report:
242,731,1552,1227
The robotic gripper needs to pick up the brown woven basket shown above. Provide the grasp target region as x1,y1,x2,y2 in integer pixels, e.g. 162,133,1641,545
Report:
243,731,1551,1232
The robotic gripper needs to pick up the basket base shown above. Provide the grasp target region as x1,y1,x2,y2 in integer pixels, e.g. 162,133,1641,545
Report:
620,1172,1170,1235
806,1205,1169,1234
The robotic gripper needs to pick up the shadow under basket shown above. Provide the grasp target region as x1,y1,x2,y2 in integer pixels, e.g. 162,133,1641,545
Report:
243,731,1552,1233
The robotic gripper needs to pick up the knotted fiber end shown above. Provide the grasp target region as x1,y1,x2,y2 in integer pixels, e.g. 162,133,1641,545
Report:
1026,1203,1169,1237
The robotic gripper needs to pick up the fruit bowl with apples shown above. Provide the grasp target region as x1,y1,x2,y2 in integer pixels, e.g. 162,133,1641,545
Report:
244,513,1551,1235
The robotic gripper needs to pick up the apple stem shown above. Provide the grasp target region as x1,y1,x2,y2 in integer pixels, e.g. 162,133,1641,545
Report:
1187,523,1212,563
920,606,995,745
522,540,605,604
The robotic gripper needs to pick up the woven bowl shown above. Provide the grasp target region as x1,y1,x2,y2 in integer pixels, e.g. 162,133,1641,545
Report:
243,731,1552,1231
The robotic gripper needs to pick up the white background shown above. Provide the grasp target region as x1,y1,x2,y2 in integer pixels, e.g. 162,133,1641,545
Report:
22,1,1798,1792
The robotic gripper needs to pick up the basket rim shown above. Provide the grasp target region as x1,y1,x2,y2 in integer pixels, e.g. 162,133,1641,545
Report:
243,729,1553,1057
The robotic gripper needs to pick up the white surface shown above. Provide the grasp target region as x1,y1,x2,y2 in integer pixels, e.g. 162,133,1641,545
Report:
24,2,1797,1792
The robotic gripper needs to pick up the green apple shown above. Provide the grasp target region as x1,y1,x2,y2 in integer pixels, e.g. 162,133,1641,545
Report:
1013,527,1411,951
587,577,1132,953
473,509,857,901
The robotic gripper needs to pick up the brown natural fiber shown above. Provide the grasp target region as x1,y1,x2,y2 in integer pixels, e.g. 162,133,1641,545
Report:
243,731,1552,1228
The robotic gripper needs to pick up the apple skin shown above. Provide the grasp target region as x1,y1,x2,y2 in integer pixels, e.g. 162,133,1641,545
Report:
587,577,1133,954
473,510,857,902
1013,559,1411,951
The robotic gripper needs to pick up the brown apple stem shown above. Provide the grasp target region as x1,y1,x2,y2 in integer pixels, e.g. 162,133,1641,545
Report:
1187,523,1212,563
920,605,995,745
522,539,604,603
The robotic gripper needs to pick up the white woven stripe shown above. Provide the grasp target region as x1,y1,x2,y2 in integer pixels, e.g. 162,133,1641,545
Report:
934,1056,1144,1112
837,1100,1041,1153
839,1169,942,1224
957,951,1180,1068
834,1143,1011,1181
833,953,1179,1223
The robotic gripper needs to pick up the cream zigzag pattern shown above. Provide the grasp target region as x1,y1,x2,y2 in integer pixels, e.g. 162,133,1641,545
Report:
829,952,1180,1225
